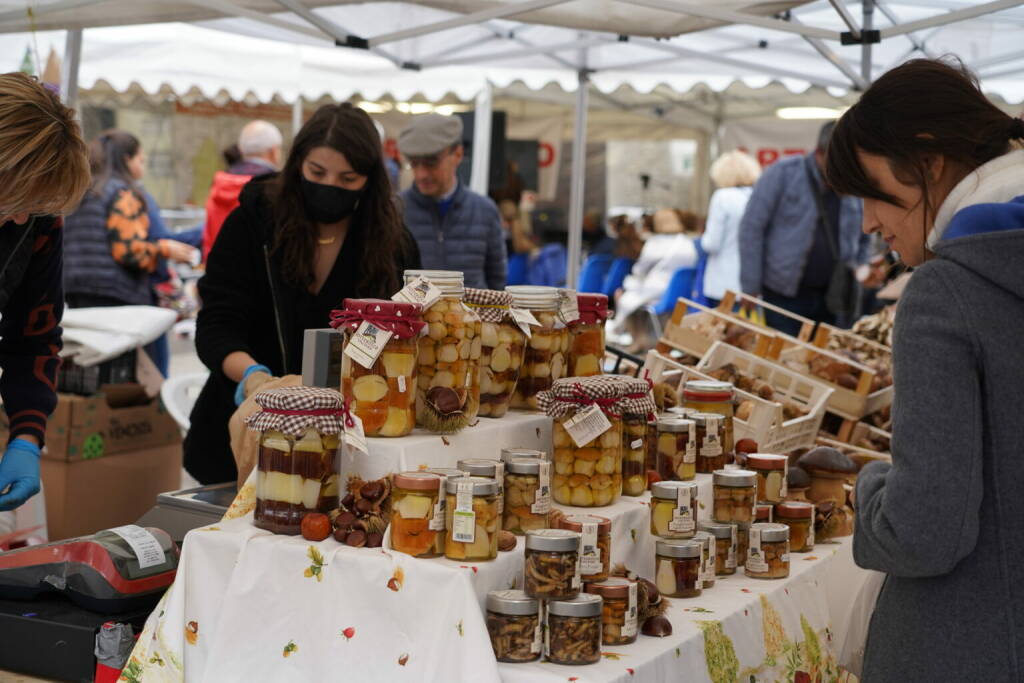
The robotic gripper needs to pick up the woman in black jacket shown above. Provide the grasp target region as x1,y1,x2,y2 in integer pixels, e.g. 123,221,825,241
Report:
186,104,420,484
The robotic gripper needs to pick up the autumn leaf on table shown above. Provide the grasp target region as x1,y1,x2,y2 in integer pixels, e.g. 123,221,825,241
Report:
305,546,327,582
148,654,165,667
398,653,410,666
456,619,464,637
685,607,713,613
388,566,405,591
282,640,298,658
340,627,356,640
184,621,199,646
601,652,627,660
626,668,635,676
630,529,637,543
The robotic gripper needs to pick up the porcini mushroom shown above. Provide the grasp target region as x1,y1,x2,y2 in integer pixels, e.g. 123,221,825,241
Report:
786,466,811,503
797,446,857,505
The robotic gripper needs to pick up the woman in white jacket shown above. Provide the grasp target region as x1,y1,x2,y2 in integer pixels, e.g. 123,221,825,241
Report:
701,150,761,305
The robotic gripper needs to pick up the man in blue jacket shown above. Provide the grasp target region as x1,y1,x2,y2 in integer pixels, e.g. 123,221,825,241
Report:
739,122,870,333
398,114,507,289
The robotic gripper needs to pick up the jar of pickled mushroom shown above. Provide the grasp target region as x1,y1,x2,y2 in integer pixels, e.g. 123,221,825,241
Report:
401,270,482,432
247,386,347,535
745,523,790,579
622,412,649,496
444,476,500,561
331,298,424,438
656,416,696,481
698,520,738,576
540,375,657,507
568,293,608,377
463,288,527,418
693,530,717,588
503,457,552,534
745,453,789,503
557,513,612,583
684,380,735,456
712,469,757,524
506,286,570,410
650,481,699,539
694,412,728,473
775,501,815,552
546,594,603,665
584,577,638,645
654,540,703,598
391,472,444,557
524,529,581,600
457,458,505,515
486,590,542,663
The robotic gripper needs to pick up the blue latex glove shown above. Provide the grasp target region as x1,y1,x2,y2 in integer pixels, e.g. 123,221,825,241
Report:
0,438,41,511
234,363,272,406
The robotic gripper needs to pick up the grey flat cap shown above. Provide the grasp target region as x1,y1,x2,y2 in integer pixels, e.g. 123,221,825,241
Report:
398,113,463,157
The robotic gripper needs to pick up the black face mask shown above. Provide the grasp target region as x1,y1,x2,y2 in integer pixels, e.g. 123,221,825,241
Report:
300,177,362,224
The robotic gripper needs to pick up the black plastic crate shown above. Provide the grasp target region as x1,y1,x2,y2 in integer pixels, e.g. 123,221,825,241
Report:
58,349,137,396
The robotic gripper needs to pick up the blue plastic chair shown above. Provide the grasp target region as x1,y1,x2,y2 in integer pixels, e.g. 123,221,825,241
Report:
577,253,613,293
526,244,568,287
506,252,529,286
601,257,635,299
647,266,697,340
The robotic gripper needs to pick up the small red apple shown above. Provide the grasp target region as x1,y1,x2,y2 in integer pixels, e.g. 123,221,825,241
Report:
300,513,331,542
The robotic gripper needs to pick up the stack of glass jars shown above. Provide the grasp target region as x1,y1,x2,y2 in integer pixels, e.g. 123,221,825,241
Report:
506,286,570,410
463,288,527,418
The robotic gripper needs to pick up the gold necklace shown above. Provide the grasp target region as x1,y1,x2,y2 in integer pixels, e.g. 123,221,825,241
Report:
318,235,336,245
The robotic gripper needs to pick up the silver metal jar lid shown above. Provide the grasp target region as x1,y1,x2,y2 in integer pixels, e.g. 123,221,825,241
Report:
505,285,561,311
752,522,790,543
684,380,734,395
506,457,545,475
656,417,695,433
650,481,698,500
547,593,602,618
655,539,702,559
502,448,545,462
457,458,500,477
693,412,725,427
525,529,580,552
712,469,757,487
486,589,540,616
698,520,736,540
426,468,466,480
445,475,499,496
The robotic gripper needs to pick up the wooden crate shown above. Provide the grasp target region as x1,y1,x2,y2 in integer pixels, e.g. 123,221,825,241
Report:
769,335,893,420
641,350,779,449
696,342,834,454
717,290,816,343
813,322,893,373
656,296,777,360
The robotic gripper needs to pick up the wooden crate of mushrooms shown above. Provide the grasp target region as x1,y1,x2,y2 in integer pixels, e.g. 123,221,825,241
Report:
656,296,777,360
696,342,834,454
716,290,817,343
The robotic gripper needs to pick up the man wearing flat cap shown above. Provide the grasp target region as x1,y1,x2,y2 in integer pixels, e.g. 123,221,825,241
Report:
399,113,507,289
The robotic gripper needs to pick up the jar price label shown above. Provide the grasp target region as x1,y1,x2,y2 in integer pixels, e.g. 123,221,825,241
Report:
532,461,552,515
397,374,407,393
453,480,476,543
580,522,602,575
392,276,443,309
747,527,768,573
669,487,694,533
630,438,644,451
727,525,737,569
564,404,612,448
429,475,447,531
558,291,579,326
343,320,394,370
495,461,505,515
344,414,369,454
623,581,639,638
531,620,542,654
685,424,697,462
700,415,723,457
510,307,539,338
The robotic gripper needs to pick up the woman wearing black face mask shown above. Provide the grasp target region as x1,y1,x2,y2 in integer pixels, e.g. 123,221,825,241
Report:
186,104,420,485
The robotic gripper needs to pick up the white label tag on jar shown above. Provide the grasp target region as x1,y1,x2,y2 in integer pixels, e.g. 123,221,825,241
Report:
510,307,539,338
781,552,791,563
343,321,394,370
727,525,737,569
531,620,542,654
781,458,789,498
532,462,552,515
701,416,723,457
572,553,582,589
747,527,768,573
495,461,505,515
669,487,695,533
580,522,601,575
397,374,407,394
623,581,639,638
809,519,815,548
558,290,579,326
453,480,476,543
685,423,697,462
630,438,644,451
108,525,166,569
429,476,447,531
344,414,369,454
392,276,443,309
564,404,612,448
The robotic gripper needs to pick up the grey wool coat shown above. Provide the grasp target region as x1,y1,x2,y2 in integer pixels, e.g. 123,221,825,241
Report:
855,223,1024,681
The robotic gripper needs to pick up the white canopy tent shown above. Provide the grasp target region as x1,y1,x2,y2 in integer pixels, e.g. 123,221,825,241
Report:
2,0,1024,284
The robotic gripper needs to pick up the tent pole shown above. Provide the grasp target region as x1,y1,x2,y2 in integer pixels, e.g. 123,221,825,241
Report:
566,65,589,290
292,97,303,138
60,28,82,112
470,82,493,196
862,0,875,84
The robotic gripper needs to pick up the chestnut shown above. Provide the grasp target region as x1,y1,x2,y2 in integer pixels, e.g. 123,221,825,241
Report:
333,527,349,543
341,493,355,510
346,530,367,547
641,615,673,637
355,498,374,516
366,532,384,548
360,481,385,501
334,511,357,531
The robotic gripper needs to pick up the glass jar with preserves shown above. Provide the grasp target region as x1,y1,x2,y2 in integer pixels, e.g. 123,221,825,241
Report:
568,293,608,377
503,457,552,534
712,469,757,524
654,540,703,598
650,481,699,539
464,288,527,419
247,386,346,535
332,298,423,437
402,270,482,432
507,286,570,410
746,454,789,503
546,594,603,665
486,590,542,663
524,529,581,600
656,417,696,481
698,521,738,576
391,472,445,558
775,501,815,552
557,514,612,583
457,458,505,515
693,530,717,588
746,523,790,579
622,413,649,496
585,577,638,645
684,380,735,455
644,418,658,473
694,412,728,473
755,503,773,523
444,476,499,561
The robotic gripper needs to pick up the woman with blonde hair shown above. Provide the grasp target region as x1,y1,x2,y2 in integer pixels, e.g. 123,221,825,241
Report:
701,149,761,306
0,72,89,512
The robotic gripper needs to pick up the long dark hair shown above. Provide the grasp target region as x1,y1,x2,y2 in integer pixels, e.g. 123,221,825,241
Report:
826,58,1022,225
89,129,141,196
271,103,404,294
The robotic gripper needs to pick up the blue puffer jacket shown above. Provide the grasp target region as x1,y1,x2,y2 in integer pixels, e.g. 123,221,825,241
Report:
400,183,507,290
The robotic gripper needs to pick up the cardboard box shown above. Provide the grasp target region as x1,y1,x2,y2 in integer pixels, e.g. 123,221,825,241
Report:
0,385,182,461
41,443,183,541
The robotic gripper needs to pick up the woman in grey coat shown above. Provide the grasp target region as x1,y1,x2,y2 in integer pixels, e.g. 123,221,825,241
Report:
826,58,1024,682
